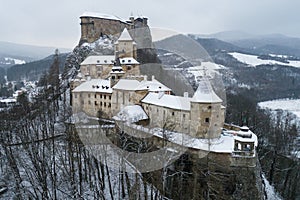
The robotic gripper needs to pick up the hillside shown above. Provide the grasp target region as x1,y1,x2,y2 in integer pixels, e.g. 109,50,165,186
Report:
6,53,68,81
195,31,300,57
0,41,71,69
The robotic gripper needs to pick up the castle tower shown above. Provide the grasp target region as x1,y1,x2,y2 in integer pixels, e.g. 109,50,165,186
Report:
114,28,137,59
190,78,224,139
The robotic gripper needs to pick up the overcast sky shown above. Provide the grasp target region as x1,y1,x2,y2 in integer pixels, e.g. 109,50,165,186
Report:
1,0,300,49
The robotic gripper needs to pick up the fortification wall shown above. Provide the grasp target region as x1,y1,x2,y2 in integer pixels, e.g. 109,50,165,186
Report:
79,15,151,48
80,17,127,44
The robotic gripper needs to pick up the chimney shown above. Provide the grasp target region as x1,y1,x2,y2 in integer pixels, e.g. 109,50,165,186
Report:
108,77,112,87
184,92,189,98
143,75,147,81
152,75,155,81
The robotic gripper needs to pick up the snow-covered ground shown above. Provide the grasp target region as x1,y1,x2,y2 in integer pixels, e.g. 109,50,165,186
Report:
229,52,300,68
258,99,300,118
4,57,26,64
262,173,283,200
183,62,225,80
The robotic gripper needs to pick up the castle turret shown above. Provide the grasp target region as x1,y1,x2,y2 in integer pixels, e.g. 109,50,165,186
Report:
115,28,137,59
190,78,224,139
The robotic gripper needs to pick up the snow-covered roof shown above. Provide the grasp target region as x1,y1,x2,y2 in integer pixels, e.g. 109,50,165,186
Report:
113,105,148,123
117,28,133,41
192,78,222,103
112,79,172,93
80,12,127,23
136,80,171,92
122,123,257,153
73,79,112,93
142,93,190,111
120,57,139,65
81,55,115,65
112,79,140,90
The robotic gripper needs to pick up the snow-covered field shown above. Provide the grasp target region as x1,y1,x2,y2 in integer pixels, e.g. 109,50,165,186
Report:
229,52,300,68
4,57,26,64
258,99,300,118
187,62,226,78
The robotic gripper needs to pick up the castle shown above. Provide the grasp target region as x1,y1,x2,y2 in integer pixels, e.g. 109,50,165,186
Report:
71,13,258,166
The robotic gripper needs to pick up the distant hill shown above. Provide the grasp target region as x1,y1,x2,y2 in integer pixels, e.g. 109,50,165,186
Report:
188,35,245,55
154,34,211,61
195,30,256,42
194,31,300,57
0,41,71,66
6,53,68,81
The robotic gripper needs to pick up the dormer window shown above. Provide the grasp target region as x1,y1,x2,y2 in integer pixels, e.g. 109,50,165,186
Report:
128,60,131,63
122,60,125,63
97,60,100,63
104,60,107,63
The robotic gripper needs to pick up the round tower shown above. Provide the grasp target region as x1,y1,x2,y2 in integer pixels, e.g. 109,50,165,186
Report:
190,78,224,139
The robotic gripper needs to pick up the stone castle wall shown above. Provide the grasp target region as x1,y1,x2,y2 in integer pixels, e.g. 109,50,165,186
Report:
79,15,149,45
80,17,127,44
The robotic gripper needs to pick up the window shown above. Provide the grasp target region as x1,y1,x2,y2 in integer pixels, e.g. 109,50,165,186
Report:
100,102,102,106
205,118,210,123
104,102,106,107
95,101,98,105
183,114,185,118
100,94,102,98
108,103,111,107
104,95,106,100
74,94,77,98
88,94,91,98
95,94,97,98
208,106,212,109
109,96,111,100
112,76,115,80
88,100,91,105
127,66,131,70
172,112,175,116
